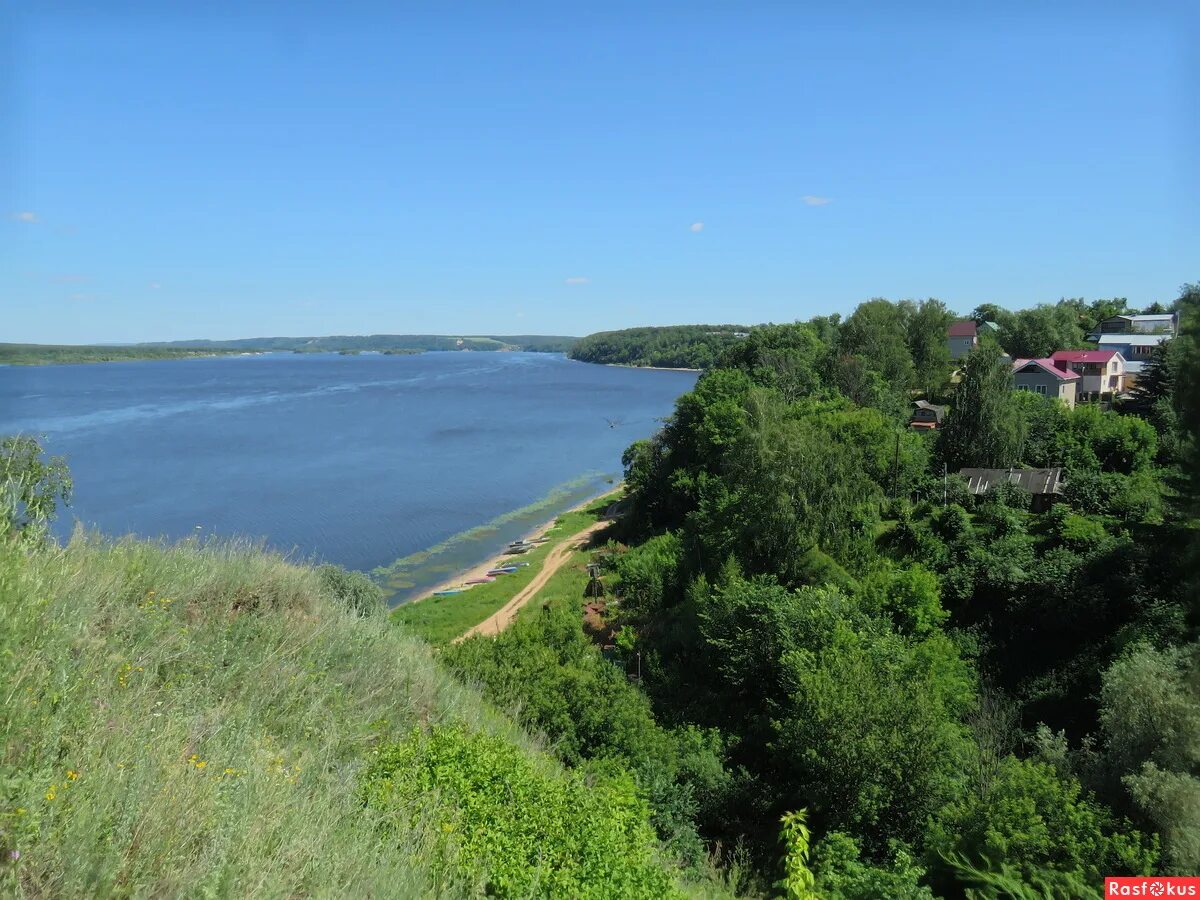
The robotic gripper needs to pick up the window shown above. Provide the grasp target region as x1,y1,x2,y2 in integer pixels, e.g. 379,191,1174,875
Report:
1034,384,1047,395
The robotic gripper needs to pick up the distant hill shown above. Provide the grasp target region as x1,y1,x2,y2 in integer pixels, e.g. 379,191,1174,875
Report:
2,334,579,365
568,325,752,369
0,343,244,366
148,334,579,353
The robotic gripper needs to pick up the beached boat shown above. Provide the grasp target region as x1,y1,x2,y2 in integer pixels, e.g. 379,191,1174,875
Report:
464,577,496,585
486,568,518,576
433,588,467,596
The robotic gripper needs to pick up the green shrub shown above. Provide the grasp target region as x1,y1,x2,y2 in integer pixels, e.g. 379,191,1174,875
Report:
316,563,385,615
361,725,680,898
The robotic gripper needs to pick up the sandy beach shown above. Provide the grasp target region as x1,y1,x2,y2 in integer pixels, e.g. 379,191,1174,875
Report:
603,363,702,373
403,486,622,605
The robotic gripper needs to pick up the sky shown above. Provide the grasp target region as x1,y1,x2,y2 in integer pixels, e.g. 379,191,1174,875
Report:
2,1,1197,343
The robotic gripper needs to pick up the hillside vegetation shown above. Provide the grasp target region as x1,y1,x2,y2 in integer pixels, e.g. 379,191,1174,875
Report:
568,326,753,369
450,287,1200,897
0,344,243,366
0,448,712,897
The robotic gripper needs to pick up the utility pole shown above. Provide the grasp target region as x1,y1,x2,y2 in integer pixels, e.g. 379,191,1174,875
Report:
891,431,901,499
943,463,948,507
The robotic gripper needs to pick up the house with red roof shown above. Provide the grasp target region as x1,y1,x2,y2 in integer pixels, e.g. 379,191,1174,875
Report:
1049,350,1126,402
1011,358,1080,408
947,320,978,360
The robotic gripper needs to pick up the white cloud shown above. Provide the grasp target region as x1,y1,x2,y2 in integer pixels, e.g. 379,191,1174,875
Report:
13,211,39,223
689,221,704,232
564,276,589,285
69,293,91,302
802,195,832,206
148,281,162,290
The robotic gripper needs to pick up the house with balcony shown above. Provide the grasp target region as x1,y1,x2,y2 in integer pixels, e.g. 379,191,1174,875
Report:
1094,334,1171,386
1049,349,1126,402
1011,358,1080,408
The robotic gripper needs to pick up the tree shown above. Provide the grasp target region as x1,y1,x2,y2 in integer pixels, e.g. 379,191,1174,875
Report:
0,436,72,545
839,299,916,389
906,299,955,397
1172,283,1200,516
937,345,1025,470
971,303,1016,334
925,757,1158,891
1099,642,1200,874
1002,304,1086,359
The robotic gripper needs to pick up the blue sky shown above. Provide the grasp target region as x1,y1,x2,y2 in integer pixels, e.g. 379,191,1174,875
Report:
3,1,1197,343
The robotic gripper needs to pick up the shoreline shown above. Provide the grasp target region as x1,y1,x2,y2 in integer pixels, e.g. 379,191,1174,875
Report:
399,484,623,606
601,363,702,373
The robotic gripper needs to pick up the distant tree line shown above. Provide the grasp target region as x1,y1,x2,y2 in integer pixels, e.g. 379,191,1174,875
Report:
568,325,754,369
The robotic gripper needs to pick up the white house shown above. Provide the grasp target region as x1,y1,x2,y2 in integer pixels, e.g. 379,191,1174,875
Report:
1049,349,1127,402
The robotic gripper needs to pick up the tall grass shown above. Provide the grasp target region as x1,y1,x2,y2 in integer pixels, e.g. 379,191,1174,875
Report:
0,532,556,897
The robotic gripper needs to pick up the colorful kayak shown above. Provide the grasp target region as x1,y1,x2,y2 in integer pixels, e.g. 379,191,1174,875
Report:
433,588,467,596
486,568,519,576
464,577,495,585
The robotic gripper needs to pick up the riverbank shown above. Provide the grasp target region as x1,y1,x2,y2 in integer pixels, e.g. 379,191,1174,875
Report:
602,363,702,373
391,488,621,644
400,485,621,604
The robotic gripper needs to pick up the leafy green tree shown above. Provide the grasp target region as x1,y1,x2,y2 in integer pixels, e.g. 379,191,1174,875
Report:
717,322,827,402
906,298,955,397
925,756,1158,891
811,832,933,899
971,303,1016,332
839,298,915,388
762,585,975,844
0,435,72,545
1172,283,1200,516
1099,642,1200,873
1001,304,1086,359
361,725,679,897
316,564,385,616
937,345,1025,469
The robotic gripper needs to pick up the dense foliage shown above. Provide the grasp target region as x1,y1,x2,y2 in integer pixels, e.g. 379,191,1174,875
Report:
455,286,1198,896
362,725,678,898
568,325,754,369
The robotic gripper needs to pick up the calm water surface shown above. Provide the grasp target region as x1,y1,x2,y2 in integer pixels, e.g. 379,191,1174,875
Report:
0,352,696,602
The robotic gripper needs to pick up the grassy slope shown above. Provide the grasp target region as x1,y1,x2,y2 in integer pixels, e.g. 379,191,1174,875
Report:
0,531,690,897
392,493,618,645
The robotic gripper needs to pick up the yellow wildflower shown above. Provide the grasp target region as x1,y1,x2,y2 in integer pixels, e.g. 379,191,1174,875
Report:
66,770,79,781
45,786,57,801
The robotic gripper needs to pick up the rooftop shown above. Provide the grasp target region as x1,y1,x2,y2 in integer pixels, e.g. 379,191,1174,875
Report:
1050,349,1121,364
947,320,978,338
958,467,1064,496
1096,334,1172,347
1012,358,1080,381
